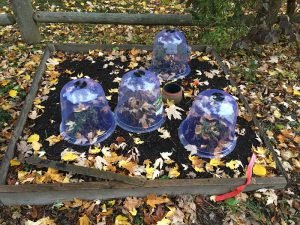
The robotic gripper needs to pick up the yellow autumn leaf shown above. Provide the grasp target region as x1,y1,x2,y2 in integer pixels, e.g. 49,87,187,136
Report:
46,135,62,146
168,165,180,178
165,206,176,218
34,98,41,105
32,141,42,151
146,194,170,208
61,152,78,161
252,146,267,155
89,146,101,154
145,164,155,179
28,134,40,143
274,109,281,119
109,88,118,93
253,164,267,177
202,56,210,61
226,160,242,170
115,215,130,225
1,80,9,86
46,168,65,183
128,61,138,69
266,155,276,169
157,218,171,225
79,214,91,225
9,90,18,98
133,137,144,144
10,158,21,166
209,158,224,167
24,74,31,81
293,90,300,96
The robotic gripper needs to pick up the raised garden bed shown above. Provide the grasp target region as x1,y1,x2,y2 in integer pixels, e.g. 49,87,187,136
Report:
0,44,287,205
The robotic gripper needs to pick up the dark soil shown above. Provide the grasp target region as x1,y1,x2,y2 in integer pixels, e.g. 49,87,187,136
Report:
30,51,262,179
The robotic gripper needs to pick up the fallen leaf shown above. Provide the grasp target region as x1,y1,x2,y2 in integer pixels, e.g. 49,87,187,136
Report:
134,137,144,144
61,151,79,161
226,160,242,170
9,89,18,98
253,164,267,177
27,134,40,143
158,127,171,139
46,135,62,146
115,215,130,225
168,165,180,178
209,158,224,167
274,109,281,119
146,194,170,207
25,217,56,225
165,101,184,120
79,214,90,225
123,197,142,215
157,218,171,225
89,146,101,154
10,158,21,166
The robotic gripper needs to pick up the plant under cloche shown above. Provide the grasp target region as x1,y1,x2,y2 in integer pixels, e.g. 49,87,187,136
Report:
60,78,116,145
150,29,191,81
179,89,238,158
114,69,165,133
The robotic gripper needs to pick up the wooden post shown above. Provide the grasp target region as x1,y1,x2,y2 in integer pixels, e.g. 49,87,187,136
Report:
10,0,41,44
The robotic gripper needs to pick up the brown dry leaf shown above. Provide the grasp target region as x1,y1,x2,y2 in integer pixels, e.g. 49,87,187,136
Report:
146,194,170,208
130,48,140,56
123,197,142,215
280,129,295,139
293,136,300,144
189,155,205,172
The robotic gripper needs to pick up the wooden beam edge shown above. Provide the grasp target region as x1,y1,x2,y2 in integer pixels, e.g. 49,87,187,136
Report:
0,13,16,26
53,43,209,53
0,177,287,205
34,11,195,26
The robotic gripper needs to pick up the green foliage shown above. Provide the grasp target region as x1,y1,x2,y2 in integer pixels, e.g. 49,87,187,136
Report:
201,25,249,52
225,198,239,206
244,59,258,82
188,0,257,51
0,108,11,128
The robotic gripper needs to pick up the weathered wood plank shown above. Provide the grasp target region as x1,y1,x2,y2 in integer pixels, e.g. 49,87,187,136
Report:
10,0,41,43
34,11,194,26
53,43,209,53
24,156,145,186
0,48,51,185
0,177,287,205
0,13,16,26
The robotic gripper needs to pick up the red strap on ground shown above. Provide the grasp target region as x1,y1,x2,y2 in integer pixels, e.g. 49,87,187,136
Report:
215,153,257,202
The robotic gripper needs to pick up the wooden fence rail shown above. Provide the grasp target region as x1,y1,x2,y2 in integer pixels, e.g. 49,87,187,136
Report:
0,13,15,26
1,0,300,43
33,11,194,26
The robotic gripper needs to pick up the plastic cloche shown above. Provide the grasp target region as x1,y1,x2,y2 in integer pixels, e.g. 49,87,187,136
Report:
114,69,165,133
150,29,191,81
60,78,116,145
178,89,238,158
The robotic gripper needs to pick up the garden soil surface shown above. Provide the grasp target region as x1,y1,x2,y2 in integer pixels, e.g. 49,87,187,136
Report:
30,52,262,179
